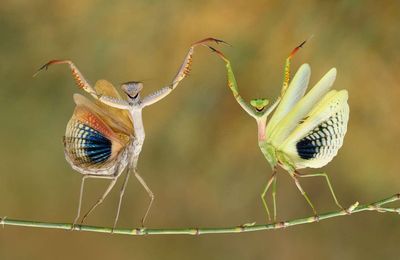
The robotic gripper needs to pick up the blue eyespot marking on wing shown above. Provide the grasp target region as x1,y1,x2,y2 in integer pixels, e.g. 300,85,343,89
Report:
64,122,112,165
296,138,319,159
296,112,346,161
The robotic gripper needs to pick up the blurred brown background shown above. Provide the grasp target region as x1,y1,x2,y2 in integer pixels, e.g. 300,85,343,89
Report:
1,0,400,259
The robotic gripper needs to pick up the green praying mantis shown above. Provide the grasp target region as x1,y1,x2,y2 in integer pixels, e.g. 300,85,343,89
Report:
208,41,349,222
37,37,349,227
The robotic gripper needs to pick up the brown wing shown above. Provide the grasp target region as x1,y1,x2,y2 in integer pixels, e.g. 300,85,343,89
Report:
64,96,130,174
94,79,134,134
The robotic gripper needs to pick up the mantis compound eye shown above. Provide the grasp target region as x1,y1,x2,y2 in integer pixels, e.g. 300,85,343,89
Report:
121,81,143,99
250,98,269,112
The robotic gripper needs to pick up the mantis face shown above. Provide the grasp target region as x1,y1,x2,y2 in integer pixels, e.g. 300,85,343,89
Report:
250,98,269,112
121,81,143,102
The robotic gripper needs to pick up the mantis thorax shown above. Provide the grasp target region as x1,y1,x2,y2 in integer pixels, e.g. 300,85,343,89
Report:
276,151,296,172
258,141,277,169
258,141,296,172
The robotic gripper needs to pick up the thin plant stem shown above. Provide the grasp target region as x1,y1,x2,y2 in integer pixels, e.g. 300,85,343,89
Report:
1,193,399,236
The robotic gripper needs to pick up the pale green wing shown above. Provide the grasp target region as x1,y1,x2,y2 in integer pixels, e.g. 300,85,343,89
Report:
279,89,349,169
265,64,311,136
268,68,337,145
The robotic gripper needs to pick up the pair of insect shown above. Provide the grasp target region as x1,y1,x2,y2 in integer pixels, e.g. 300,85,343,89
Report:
35,37,349,229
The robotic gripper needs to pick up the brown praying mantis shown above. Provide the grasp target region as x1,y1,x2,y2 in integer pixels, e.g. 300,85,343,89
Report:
35,38,226,229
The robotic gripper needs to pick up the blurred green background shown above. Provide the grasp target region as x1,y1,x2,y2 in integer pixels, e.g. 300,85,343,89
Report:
1,0,400,259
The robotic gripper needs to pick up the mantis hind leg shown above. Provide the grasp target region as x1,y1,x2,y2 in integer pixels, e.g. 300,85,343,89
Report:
272,173,278,221
260,167,277,222
80,177,118,225
294,171,344,210
112,169,132,231
289,170,318,217
72,175,89,228
134,169,154,227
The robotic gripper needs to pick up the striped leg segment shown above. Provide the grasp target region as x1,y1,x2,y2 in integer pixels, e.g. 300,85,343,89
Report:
207,46,258,118
172,37,228,86
142,38,228,107
280,39,308,97
34,59,98,99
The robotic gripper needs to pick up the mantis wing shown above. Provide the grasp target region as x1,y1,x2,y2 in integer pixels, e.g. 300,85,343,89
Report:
265,64,311,137
94,79,134,134
74,93,131,138
268,68,337,146
279,89,349,169
64,97,129,173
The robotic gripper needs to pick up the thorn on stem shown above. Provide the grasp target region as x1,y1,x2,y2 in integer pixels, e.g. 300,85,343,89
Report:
347,201,359,214
133,228,144,235
0,216,6,228
241,222,256,227
368,204,386,212
275,221,288,229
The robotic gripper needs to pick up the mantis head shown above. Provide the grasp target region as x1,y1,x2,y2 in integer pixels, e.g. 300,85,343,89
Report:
250,98,269,112
121,81,143,101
